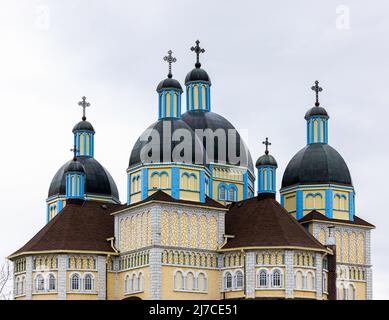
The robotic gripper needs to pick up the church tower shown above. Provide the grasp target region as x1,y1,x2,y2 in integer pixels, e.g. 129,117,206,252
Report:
256,138,278,195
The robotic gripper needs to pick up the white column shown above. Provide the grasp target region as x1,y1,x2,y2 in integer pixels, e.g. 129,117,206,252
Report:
149,248,162,300
315,253,323,300
285,250,294,299
57,254,67,300
245,251,255,299
25,256,33,300
97,256,106,300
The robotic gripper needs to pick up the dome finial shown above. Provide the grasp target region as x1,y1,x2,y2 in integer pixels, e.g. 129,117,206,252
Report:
262,137,271,155
190,40,205,68
78,96,90,121
163,50,177,79
311,80,323,107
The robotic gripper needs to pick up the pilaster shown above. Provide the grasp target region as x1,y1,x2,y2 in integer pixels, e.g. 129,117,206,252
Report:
315,253,323,300
97,256,106,300
57,254,67,300
245,251,255,299
25,256,33,300
149,247,162,300
285,250,294,299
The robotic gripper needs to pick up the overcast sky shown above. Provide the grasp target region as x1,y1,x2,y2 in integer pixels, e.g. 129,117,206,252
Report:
0,0,388,299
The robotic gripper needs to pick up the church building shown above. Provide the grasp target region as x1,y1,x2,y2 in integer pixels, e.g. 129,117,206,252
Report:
8,41,374,300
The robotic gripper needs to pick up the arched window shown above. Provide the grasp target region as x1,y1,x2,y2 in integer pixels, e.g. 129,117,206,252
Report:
224,272,233,290
84,274,93,291
348,284,356,300
48,274,56,291
257,269,268,288
21,276,25,294
235,270,244,289
186,272,195,291
70,273,80,291
323,273,328,292
219,185,226,201
197,272,207,292
295,270,303,290
125,275,129,293
131,273,136,292
36,275,45,292
306,272,315,290
15,278,20,295
174,270,184,290
138,272,144,292
271,269,282,288
228,187,237,202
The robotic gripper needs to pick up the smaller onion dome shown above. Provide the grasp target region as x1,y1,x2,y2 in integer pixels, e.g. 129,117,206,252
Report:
156,77,183,92
256,153,278,168
72,120,95,133
304,106,329,120
185,67,211,85
64,158,85,173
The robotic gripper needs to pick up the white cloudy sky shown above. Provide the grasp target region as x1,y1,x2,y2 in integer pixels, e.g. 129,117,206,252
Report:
0,0,388,299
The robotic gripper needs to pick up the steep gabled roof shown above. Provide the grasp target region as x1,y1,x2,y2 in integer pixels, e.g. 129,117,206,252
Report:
9,200,125,259
299,210,375,228
223,194,326,251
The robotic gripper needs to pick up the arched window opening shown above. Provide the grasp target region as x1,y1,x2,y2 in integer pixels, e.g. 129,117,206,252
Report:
272,269,282,288
70,274,80,291
84,274,93,291
36,275,45,292
48,274,56,291
225,272,233,290
258,270,268,288
219,186,226,201
235,271,244,289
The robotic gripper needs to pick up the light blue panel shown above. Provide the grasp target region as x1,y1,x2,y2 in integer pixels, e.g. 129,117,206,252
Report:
170,90,174,117
186,86,189,112
325,189,333,218
349,191,355,221
317,118,321,143
158,94,162,120
324,119,328,144
243,171,248,199
207,86,211,111
306,121,309,145
296,190,303,219
199,171,205,202
171,167,180,200
58,200,63,213
266,168,270,192
91,134,94,157
280,194,285,207
127,174,131,204
83,133,87,156
178,93,181,116
198,84,203,109
46,204,50,223
141,168,149,200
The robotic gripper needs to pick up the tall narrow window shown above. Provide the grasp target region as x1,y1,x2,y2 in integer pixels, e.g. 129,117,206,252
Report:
48,274,56,291
235,271,244,289
84,274,93,291
272,270,282,288
36,275,45,291
228,187,236,201
219,186,226,201
225,272,232,290
71,274,80,291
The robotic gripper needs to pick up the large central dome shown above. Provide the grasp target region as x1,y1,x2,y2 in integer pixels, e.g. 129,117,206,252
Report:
181,111,254,172
282,144,352,188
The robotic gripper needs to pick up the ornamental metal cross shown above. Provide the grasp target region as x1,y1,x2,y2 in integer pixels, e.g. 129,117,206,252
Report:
262,137,271,155
311,80,323,106
78,96,90,121
163,50,177,78
190,40,205,67
70,145,79,160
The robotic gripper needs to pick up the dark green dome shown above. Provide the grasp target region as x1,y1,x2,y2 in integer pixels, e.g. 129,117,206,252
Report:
64,159,85,173
304,106,329,119
185,67,211,85
72,120,95,133
256,154,278,168
156,77,183,92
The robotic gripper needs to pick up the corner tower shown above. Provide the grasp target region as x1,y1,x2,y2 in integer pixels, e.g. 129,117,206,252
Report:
46,96,120,222
280,81,354,221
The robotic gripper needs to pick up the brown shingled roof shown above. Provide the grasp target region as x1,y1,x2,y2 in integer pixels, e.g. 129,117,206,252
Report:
223,194,326,251
299,210,375,228
9,200,125,259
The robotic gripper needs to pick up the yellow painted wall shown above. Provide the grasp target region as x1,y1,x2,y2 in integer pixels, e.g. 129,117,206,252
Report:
293,290,316,299
67,293,98,300
118,266,149,300
255,289,285,298
32,293,58,300
161,266,220,300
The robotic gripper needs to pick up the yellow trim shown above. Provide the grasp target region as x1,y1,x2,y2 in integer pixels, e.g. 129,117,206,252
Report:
218,245,332,254
8,250,118,260
300,219,375,229
111,200,228,216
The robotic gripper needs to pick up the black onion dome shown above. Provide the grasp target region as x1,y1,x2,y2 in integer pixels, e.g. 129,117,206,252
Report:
282,144,352,189
304,106,329,119
48,157,119,200
64,159,85,173
156,77,183,92
129,119,205,167
72,120,95,133
181,111,254,173
185,67,211,85
256,154,278,168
